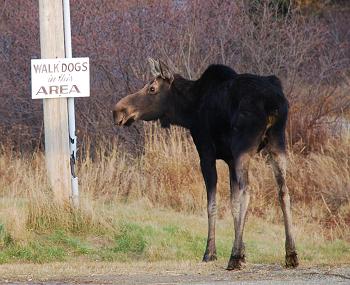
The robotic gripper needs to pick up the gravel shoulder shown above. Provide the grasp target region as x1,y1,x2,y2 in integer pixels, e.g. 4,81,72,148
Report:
1,262,350,285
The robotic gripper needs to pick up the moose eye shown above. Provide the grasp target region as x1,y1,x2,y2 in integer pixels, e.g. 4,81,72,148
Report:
150,86,155,93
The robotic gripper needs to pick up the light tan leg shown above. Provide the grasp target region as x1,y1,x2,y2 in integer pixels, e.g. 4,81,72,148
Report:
268,151,299,268
227,154,250,270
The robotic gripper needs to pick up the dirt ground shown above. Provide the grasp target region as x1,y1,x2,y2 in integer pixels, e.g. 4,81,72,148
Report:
1,261,350,285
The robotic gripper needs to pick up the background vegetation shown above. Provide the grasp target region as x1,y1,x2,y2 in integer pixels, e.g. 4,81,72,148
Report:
0,125,349,264
0,0,349,151
0,0,349,265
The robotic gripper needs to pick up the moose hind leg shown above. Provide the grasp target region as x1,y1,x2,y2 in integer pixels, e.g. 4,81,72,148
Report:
227,155,250,270
269,151,299,268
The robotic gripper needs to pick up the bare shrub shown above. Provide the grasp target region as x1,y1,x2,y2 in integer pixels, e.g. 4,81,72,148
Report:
0,0,349,152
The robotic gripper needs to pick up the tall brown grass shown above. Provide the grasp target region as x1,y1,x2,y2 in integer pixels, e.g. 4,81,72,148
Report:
0,122,349,243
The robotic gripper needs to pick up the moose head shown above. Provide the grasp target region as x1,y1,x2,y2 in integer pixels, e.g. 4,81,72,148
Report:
113,58,174,127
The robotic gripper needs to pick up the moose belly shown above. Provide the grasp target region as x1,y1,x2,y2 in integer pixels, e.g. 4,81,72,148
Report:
213,135,232,160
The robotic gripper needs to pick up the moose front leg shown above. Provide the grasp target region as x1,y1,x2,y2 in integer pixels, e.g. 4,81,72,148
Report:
200,158,218,262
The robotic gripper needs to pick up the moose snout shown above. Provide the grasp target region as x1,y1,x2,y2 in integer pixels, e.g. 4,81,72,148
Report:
113,99,138,126
112,109,119,125
113,105,124,126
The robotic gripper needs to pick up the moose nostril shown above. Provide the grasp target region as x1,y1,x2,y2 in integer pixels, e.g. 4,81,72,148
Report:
113,109,121,124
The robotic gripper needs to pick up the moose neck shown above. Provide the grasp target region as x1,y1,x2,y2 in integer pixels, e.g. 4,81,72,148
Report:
162,74,199,129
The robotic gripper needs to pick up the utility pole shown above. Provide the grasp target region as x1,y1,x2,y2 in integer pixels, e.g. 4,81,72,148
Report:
63,0,79,208
38,0,71,204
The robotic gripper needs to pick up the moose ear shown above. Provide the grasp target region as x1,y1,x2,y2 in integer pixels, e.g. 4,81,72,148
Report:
158,60,174,82
148,57,161,77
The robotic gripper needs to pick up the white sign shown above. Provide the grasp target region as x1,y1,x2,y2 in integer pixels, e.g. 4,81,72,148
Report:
31,57,90,99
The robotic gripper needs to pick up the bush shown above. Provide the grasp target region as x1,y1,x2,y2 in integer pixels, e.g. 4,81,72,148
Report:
0,0,349,152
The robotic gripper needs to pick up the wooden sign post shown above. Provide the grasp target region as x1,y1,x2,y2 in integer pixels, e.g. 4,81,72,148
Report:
38,0,71,204
35,1,89,206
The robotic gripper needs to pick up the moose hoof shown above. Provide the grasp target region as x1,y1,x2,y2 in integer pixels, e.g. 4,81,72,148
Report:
202,252,217,262
226,255,245,270
285,252,299,268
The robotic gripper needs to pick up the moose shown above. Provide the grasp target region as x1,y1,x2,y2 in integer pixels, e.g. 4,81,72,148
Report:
113,58,299,270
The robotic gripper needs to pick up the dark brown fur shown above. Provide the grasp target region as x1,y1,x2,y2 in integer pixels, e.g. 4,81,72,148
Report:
113,59,299,270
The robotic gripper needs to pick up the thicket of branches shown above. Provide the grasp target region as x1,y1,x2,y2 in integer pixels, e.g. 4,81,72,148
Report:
0,0,349,153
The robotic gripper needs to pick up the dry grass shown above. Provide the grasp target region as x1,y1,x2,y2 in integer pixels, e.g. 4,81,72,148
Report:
82,123,350,234
0,123,349,265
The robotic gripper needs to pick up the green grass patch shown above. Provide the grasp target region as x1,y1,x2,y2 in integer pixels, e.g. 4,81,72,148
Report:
0,241,66,264
113,222,148,254
298,238,350,264
0,204,349,265
0,223,14,247
48,230,91,254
